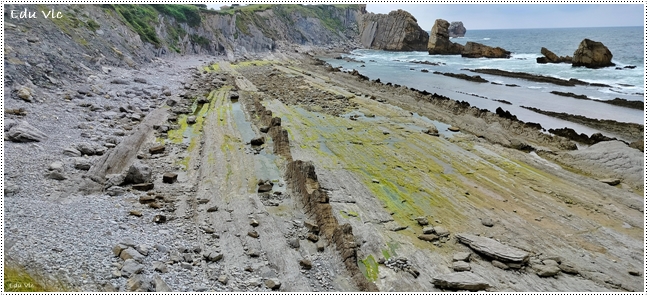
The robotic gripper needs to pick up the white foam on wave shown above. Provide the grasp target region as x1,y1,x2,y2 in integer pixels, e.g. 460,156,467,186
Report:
527,86,543,89
483,38,491,40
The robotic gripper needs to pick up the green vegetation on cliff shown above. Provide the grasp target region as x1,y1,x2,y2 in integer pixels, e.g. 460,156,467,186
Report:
105,4,201,47
102,4,360,51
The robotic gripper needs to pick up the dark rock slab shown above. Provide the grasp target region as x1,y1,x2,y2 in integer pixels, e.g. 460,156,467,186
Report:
455,233,529,263
432,272,490,291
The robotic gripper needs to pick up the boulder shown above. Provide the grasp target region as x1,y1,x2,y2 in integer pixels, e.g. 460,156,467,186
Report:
572,39,615,68
448,21,466,37
299,259,313,270
539,47,572,64
149,145,165,155
415,216,429,225
264,278,281,290
125,161,151,184
432,272,490,291
63,147,82,157
433,226,449,237
45,171,67,180
17,87,33,102
452,252,471,262
455,233,529,263
121,259,144,278
74,158,92,170
480,218,494,227
461,42,511,58
533,264,561,277
358,9,429,51
428,19,464,55
452,261,471,271
112,244,128,257
48,161,64,172
417,234,439,242
120,248,145,262
153,274,172,292
126,274,149,292
162,172,178,183
7,121,47,142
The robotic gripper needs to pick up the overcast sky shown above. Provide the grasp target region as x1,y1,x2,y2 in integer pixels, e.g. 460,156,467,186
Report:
207,3,643,30
367,4,643,30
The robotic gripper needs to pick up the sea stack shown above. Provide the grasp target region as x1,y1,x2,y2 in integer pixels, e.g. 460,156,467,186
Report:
572,39,615,68
358,9,429,51
428,19,464,54
448,21,466,37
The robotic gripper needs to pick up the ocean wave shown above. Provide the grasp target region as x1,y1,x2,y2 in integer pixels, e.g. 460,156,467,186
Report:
483,38,491,40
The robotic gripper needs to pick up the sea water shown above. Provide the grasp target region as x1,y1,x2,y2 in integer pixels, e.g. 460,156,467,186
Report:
324,26,644,137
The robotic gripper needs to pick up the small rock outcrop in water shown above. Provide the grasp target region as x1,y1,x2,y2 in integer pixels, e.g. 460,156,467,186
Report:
536,47,572,64
428,19,464,55
572,39,615,68
461,42,511,58
358,10,429,51
448,21,466,37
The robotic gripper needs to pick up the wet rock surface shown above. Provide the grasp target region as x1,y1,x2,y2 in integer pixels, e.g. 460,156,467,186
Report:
4,45,643,294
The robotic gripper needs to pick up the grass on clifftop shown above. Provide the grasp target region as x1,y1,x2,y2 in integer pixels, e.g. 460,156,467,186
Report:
106,4,201,47
4,264,65,292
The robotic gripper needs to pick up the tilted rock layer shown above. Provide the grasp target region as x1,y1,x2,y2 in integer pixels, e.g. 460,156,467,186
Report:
428,19,464,54
461,41,511,58
358,9,429,51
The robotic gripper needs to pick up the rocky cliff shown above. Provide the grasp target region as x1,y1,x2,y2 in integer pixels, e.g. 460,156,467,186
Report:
4,4,363,88
357,9,429,51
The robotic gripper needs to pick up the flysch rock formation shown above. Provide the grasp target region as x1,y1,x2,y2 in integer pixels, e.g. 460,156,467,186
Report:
428,19,509,58
572,38,615,68
4,3,645,293
461,41,511,58
448,21,466,37
427,19,464,54
358,9,429,51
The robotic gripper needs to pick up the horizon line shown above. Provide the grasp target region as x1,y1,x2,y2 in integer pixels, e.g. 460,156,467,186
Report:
459,25,643,31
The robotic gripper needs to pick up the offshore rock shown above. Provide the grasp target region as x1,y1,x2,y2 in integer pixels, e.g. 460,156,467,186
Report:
538,47,572,64
428,19,464,55
358,9,429,51
572,39,614,68
448,21,466,37
461,42,511,58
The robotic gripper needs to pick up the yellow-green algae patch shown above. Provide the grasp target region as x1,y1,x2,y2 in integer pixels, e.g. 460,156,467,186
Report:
167,89,225,169
231,60,273,68
273,105,466,237
358,255,379,282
